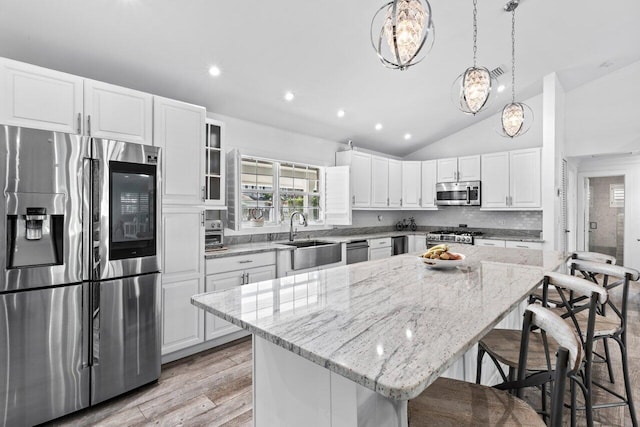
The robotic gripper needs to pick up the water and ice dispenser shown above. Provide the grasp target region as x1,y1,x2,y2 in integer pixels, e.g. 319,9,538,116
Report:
6,196,64,269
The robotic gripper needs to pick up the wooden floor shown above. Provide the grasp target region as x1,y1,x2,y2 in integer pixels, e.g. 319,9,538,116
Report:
47,339,253,427
47,281,640,427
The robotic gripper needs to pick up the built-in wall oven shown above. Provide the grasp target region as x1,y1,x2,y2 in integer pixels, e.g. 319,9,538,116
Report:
435,181,481,206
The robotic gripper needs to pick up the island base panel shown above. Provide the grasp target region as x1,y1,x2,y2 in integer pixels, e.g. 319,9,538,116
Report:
253,336,408,427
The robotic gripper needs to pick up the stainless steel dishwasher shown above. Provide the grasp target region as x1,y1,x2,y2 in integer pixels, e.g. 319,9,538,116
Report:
346,240,369,264
393,236,408,255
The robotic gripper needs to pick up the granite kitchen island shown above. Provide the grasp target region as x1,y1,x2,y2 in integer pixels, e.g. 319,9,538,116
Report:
192,245,567,427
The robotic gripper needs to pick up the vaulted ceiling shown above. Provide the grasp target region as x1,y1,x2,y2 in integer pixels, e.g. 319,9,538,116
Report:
1,0,638,156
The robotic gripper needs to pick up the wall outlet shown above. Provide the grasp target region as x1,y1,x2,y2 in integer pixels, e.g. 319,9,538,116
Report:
497,219,506,226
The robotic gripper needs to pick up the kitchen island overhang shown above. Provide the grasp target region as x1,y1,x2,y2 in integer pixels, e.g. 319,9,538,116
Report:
192,245,568,426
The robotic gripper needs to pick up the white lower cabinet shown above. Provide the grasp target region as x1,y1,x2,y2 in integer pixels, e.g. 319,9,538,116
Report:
161,276,205,355
505,240,543,250
161,206,205,357
205,252,276,341
408,235,427,253
205,264,276,341
474,239,507,248
368,237,392,260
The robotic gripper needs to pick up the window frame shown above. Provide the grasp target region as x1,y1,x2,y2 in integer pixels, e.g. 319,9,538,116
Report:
239,155,324,229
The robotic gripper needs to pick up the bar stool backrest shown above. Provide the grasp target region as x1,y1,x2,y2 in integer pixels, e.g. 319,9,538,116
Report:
572,251,616,265
519,305,583,427
545,272,608,305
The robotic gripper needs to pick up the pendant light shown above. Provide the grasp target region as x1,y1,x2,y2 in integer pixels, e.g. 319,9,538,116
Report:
452,0,493,115
500,0,533,138
371,0,435,70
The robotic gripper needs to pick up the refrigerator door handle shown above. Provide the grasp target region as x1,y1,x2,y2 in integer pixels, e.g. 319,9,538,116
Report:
92,282,100,366
82,283,91,368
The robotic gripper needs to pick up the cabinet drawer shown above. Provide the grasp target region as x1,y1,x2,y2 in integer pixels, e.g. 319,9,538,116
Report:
206,251,276,275
474,239,506,248
505,241,543,250
368,237,391,248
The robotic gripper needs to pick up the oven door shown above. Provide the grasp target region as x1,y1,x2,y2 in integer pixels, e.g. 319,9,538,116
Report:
89,139,161,280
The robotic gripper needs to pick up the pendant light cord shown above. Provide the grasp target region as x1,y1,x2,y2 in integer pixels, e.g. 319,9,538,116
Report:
472,0,478,67
511,8,516,102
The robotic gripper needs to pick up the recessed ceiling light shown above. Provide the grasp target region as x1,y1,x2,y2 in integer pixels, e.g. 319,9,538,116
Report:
497,84,506,93
375,123,383,131
208,65,221,77
284,91,295,102
337,109,345,118
404,133,412,140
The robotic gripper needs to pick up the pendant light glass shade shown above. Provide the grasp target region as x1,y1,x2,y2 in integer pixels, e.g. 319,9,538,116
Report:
502,102,524,137
371,0,435,70
452,0,493,115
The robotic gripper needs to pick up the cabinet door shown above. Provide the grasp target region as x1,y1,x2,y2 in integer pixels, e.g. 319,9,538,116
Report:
84,79,152,145
371,156,389,207
437,158,458,183
510,148,541,208
351,152,372,207
0,58,83,134
204,119,225,206
458,155,481,181
246,265,277,283
161,276,205,355
421,160,437,207
205,271,244,341
481,152,510,208
388,159,402,207
401,161,421,208
370,247,391,260
154,96,206,205
162,206,204,279
325,166,352,226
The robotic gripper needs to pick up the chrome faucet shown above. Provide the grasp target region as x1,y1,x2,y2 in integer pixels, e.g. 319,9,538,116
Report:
289,210,308,241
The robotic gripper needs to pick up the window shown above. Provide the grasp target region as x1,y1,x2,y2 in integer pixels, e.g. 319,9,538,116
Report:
610,184,624,208
240,156,323,227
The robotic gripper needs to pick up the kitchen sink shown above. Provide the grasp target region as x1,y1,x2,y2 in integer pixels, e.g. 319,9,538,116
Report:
280,240,342,270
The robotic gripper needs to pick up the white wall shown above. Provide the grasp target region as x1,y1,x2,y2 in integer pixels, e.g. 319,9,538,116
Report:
565,60,640,157
404,94,543,161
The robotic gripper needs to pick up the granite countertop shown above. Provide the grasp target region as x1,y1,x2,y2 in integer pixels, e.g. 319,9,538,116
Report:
193,245,567,400
204,231,424,259
481,235,544,243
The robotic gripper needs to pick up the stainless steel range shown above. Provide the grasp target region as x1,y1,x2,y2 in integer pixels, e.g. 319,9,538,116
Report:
0,126,161,426
426,230,484,247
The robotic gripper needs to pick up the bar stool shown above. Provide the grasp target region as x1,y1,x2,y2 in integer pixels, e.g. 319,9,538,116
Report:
476,272,606,427
569,259,639,427
408,305,582,427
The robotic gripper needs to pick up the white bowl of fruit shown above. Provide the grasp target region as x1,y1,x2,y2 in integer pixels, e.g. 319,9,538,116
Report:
421,244,466,269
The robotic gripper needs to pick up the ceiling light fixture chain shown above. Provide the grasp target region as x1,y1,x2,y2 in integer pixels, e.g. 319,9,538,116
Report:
511,7,516,102
472,0,478,67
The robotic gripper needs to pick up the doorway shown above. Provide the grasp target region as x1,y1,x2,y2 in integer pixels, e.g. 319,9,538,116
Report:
585,175,625,265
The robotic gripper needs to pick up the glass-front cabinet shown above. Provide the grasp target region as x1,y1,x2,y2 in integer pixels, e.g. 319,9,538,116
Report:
204,118,225,206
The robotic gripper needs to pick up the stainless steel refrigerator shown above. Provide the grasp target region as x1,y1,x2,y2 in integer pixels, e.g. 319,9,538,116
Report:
0,126,162,427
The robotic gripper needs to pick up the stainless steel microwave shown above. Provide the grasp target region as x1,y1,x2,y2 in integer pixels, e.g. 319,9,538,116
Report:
435,181,481,206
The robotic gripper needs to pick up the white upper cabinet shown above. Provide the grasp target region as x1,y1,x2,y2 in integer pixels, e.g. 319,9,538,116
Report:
437,158,458,183
437,155,481,182
154,96,206,205
324,166,351,225
371,156,389,207
336,151,372,208
421,160,437,208
388,159,402,207
401,161,421,208
458,155,481,181
84,79,153,145
481,148,541,210
510,148,541,208
0,57,83,134
481,152,510,208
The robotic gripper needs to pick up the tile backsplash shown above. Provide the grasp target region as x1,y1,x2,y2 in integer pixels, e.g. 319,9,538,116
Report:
406,206,542,230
